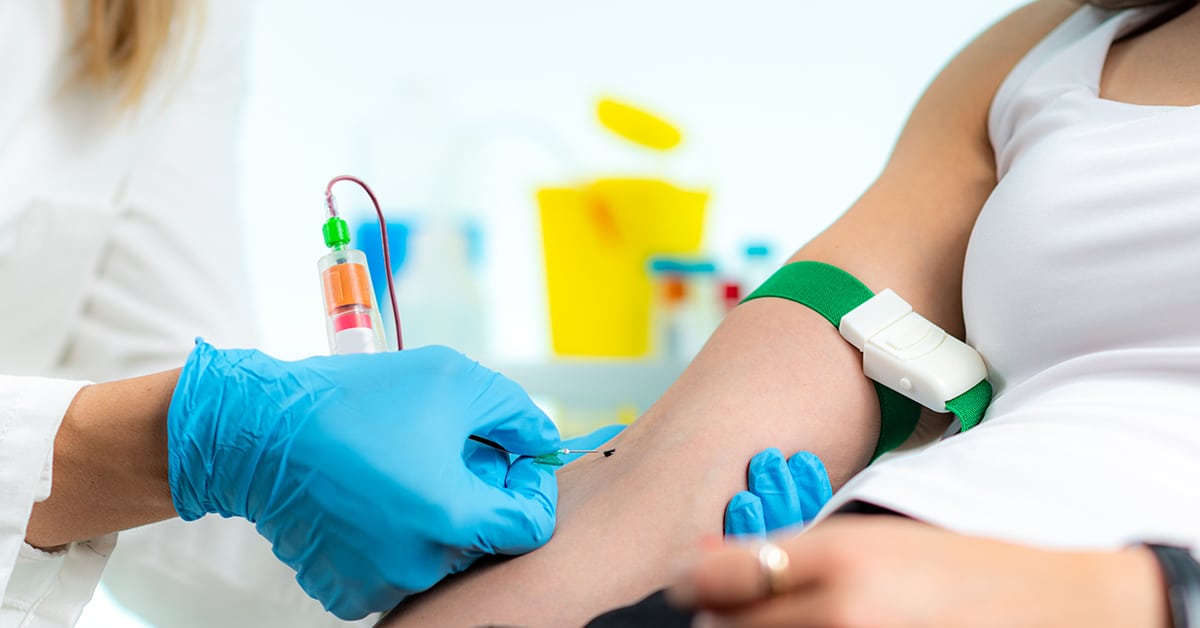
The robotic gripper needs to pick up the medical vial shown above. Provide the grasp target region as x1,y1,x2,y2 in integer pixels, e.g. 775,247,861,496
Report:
319,218,387,355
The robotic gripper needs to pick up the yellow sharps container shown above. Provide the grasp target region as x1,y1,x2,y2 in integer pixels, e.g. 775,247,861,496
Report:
538,178,707,357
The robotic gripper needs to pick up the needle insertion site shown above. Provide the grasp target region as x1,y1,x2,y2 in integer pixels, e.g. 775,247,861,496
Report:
468,434,615,465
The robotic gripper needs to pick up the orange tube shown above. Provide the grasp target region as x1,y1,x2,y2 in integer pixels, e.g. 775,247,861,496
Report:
322,262,374,314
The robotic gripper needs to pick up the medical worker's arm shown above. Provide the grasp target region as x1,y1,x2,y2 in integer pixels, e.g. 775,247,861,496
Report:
25,370,179,549
669,516,1169,628
381,3,1080,627
28,342,560,620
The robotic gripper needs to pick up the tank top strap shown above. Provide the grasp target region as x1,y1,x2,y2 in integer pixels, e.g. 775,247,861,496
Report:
988,5,1118,169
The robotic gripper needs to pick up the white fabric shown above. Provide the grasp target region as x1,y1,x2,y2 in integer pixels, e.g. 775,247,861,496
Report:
827,5,1200,554
0,1,370,625
0,376,115,628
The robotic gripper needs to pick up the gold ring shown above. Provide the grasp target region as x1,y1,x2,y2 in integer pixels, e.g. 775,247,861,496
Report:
757,541,791,596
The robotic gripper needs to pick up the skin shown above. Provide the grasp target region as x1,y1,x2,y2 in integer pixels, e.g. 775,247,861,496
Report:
1102,1,1200,106
382,2,1088,626
26,370,180,549
668,516,1169,628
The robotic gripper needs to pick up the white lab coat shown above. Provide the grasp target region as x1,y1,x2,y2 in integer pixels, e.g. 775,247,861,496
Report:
0,2,369,626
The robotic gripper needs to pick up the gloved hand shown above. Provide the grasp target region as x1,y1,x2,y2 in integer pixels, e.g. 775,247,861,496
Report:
724,448,832,538
167,340,560,620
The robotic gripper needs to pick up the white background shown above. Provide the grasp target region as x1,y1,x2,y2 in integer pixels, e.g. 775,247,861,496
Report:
235,0,1030,362
80,0,1026,625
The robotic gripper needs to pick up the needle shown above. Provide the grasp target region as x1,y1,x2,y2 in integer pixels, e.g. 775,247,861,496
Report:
560,448,616,457
468,435,616,458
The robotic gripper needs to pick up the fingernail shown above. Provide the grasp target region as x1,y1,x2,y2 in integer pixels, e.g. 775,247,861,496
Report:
693,611,722,628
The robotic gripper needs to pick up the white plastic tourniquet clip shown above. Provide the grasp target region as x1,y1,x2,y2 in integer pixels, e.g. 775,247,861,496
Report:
838,289,987,413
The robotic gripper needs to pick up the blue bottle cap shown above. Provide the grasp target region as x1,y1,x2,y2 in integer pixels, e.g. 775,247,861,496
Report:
745,243,771,258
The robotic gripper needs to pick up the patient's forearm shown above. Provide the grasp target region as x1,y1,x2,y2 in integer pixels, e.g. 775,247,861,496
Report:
614,297,880,489
383,298,882,627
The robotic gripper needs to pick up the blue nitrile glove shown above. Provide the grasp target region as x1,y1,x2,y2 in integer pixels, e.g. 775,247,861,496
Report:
167,340,560,620
464,423,626,484
724,448,833,538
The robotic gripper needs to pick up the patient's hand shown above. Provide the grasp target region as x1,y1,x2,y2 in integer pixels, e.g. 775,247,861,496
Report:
669,517,1168,628
379,300,884,627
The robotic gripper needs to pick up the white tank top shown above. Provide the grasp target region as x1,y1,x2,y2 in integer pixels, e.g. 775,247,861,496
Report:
826,5,1200,550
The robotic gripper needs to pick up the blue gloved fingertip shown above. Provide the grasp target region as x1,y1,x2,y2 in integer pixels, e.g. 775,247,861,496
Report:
724,491,766,538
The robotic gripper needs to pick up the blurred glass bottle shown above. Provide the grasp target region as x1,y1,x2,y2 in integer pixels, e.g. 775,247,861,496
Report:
650,258,687,360
392,218,487,358
741,242,777,293
649,256,722,361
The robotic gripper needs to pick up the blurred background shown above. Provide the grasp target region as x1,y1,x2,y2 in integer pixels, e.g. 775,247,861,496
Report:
81,0,1025,624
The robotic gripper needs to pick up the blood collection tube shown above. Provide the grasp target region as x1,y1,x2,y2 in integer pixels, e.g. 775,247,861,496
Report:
318,216,387,354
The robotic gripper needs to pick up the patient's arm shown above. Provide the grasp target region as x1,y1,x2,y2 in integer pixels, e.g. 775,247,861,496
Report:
386,298,879,627
381,2,1075,626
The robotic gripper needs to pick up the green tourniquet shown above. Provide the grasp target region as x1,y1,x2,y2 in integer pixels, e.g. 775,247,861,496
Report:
742,261,923,460
745,261,876,325
945,378,993,432
322,216,351,249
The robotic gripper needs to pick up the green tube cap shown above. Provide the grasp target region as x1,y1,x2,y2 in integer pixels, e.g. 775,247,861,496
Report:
322,217,351,248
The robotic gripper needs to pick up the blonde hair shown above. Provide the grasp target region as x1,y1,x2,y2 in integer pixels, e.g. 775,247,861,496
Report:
70,0,194,107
